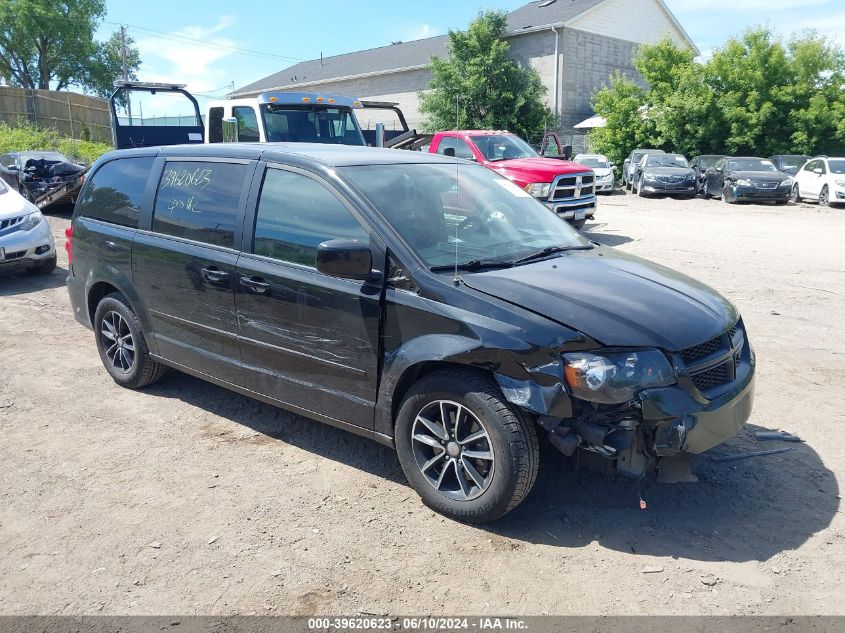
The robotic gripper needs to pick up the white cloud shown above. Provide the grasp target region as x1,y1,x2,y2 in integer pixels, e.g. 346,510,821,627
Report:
132,16,238,114
400,23,441,41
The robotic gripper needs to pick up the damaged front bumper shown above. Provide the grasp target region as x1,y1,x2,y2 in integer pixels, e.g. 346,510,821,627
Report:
496,330,756,478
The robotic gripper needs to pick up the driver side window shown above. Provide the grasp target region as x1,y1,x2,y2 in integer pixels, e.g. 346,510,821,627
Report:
436,137,474,160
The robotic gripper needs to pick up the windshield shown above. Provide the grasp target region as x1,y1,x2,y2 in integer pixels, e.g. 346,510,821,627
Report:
342,163,590,269
728,158,777,172
829,159,845,174
575,157,609,169
261,105,365,145
646,154,689,168
778,156,809,170
470,135,537,162
699,156,723,169
23,152,67,162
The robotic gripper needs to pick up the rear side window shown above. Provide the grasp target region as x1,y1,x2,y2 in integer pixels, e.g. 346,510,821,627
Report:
252,168,369,266
153,161,248,248
76,157,153,228
208,107,224,143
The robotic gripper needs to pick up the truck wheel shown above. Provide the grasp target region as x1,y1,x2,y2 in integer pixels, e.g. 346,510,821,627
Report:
94,292,167,389
395,369,539,523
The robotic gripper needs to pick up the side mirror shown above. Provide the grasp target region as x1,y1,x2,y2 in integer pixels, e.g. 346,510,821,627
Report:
813,167,823,174
7,164,19,171
442,147,456,158
562,145,573,160
316,239,377,281
609,162,616,168
222,117,239,142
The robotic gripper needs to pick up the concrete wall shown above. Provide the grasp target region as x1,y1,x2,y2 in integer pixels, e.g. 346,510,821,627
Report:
568,0,692,49
505,30,560,113
559,27,642,128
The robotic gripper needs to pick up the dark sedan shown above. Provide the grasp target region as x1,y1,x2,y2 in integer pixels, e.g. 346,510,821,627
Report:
0,151,83,201
703,157,793,204
632,153,697,198
769,154,811,177
690,154,727,195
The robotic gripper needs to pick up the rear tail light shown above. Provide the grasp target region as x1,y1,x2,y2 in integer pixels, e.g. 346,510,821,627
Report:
64,226,73,264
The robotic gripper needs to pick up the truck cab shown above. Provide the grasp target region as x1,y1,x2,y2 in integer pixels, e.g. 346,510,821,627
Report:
429,130,596,229
109,82,422,150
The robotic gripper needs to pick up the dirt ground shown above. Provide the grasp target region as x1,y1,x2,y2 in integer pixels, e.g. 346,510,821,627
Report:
1,191,843,616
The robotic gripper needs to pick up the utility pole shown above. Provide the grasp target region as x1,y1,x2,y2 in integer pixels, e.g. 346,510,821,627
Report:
120,25,133,121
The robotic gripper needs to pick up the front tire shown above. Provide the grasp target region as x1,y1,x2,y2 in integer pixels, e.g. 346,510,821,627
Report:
791,184,802,203
637,177,647,197
395,369,539,523
94,292,166,389
819,185,830,207
722,185,736,203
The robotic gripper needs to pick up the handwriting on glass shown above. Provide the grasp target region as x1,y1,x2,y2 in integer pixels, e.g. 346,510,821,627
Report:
161,167,213,214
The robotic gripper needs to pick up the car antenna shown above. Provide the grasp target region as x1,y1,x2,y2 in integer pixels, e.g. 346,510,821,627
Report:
453,95,462,287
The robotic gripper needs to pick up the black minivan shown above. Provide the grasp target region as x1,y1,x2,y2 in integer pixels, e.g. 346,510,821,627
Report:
67,143,755,522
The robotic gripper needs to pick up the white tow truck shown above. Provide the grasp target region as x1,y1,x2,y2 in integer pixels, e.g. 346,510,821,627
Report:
109,82,429,150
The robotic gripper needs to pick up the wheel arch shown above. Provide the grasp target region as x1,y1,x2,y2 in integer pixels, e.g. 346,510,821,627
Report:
85,275,158,354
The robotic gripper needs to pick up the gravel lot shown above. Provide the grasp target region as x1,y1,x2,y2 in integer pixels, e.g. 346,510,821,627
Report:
1,191,843,616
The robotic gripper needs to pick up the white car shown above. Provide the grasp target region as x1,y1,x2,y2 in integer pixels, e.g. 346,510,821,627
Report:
792,156,845,207
573,153,615,193
0,178,56,275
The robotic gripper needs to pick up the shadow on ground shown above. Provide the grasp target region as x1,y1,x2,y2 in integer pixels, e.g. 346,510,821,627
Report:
0,265,67,295
584,222,634,247
146,370,837,564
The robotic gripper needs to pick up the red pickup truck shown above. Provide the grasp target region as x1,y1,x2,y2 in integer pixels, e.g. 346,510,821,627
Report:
429,130,596,229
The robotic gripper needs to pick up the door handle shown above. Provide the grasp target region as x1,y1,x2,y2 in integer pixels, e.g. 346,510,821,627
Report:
201,267,230,284
239,276,271,295
104,240,126,252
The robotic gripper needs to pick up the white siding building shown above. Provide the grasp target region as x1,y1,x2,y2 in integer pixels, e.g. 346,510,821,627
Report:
233,0,697,131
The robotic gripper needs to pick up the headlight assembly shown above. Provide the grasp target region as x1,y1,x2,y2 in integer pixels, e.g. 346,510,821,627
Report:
835,179,845,188
562,350,675,404
20,211,44,231
524,183,551,198
780,178,794,187
735,179,753,187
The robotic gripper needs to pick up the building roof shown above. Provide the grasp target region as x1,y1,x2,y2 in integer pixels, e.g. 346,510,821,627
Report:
233,36,450,96
505,0,605,32
233,0,692,96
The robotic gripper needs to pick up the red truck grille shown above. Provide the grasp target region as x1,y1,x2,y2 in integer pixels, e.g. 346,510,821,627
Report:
549,173,595,201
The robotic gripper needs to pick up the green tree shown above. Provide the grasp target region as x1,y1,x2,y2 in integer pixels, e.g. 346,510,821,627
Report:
419,10,553,138
0,0,140,95
85,29,141,98
589,28,845,163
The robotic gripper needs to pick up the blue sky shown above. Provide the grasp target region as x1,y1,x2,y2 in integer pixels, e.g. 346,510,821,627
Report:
99,0,844,108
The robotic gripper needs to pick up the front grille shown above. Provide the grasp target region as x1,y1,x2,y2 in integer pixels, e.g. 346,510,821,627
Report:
755,181,779,189
549,172,595,201
0,215,25,235
655,174,687,184
690,363,729,392
678,321,743,394
680,335,723,364
0,250,26,261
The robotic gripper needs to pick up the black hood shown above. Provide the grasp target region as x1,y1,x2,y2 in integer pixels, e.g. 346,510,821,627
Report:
462,247,738,351
729,170,788,181
643,166,694,177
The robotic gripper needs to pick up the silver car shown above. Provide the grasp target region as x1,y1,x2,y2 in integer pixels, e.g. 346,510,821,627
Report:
0,178,56,275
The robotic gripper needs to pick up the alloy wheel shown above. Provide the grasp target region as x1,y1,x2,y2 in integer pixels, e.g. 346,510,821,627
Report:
791,184,800,203
411,400,495,501
820,186,829,207
100,311,135,373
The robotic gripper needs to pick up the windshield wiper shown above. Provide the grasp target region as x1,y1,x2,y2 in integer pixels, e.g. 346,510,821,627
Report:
510,244,593,266
430,259,514,272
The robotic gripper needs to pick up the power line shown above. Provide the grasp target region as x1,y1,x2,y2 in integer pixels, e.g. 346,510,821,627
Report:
17,14,304,63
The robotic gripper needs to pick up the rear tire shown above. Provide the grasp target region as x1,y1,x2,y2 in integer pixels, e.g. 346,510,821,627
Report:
94,292,166,389
395,369,539,523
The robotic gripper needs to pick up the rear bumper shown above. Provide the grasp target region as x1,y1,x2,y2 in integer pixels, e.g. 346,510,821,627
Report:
66,273,91,329
0,220,56,272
